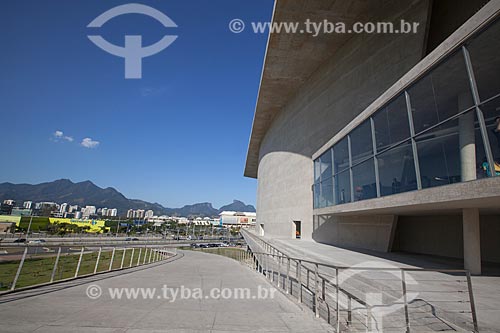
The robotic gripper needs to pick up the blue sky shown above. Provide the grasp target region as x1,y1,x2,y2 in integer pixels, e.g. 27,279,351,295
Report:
0,0,274,208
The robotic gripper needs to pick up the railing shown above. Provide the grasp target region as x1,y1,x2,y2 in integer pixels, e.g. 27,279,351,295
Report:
0,245,176,293
241,230,479,333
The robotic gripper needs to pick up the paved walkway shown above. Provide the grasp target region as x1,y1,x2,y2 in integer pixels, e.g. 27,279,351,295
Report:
0,250,332,332
251,233,500,332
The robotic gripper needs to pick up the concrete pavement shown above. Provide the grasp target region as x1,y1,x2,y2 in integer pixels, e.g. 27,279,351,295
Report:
0,250,333,332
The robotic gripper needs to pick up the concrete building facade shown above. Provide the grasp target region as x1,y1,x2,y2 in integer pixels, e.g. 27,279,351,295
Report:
245,0,500,274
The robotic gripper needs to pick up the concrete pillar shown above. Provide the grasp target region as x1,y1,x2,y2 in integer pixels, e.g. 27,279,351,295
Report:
463,208,481,275
459,96,476,182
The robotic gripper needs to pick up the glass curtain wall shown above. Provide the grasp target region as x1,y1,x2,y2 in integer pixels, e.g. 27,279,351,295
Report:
313,18,500,208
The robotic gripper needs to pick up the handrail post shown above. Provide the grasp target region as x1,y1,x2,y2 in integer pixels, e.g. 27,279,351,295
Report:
148,247,153,263
120,248,126,269
322,277,326,300
129,248,135,267
271,254,275,283
137,248,142,266
75,247,85,277
50,247,62,282
466,271,479,333
347,295,352,326
277,254,281,288
94,247,102,274
11,247,28,290
286,257,291,294
298,260,302,303
314,263,319,318
108,247,116,271
401,269,411,333
142,247,148,264
336,268,340,332
265,254,269,279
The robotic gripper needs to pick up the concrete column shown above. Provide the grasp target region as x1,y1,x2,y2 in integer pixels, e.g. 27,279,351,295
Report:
463,208,481,275
459,97,476,182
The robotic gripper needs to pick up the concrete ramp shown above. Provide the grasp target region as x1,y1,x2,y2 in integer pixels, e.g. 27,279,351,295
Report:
0,250,332,332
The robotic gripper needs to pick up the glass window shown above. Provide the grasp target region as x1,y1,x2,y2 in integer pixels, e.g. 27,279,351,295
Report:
352,158,377,202
416,111,487,188
378,141,417,196
479,97,500,175
467,19,500,102
334,170,351,205
314,158,321,183
320,149,333,180
408,51,474,135
373,94,411,152
350,121,373,165
313,183,320,209
319,177,334,208
333,137,349,174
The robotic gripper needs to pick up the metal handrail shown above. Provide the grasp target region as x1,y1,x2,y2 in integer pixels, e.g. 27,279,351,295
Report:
242,229,479,333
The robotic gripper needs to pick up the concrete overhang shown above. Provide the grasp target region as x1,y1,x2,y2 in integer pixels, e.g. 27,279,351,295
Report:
314,177,500,216
244,0,413,178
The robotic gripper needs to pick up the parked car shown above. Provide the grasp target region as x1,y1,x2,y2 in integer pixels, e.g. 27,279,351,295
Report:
13,238,26,243
28,239,46,244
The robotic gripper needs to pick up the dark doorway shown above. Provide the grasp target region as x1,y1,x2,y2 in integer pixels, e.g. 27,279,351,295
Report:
294,221,301,239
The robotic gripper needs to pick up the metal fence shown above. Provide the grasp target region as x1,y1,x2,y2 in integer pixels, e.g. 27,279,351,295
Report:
242,230,478,333
0,246,175,293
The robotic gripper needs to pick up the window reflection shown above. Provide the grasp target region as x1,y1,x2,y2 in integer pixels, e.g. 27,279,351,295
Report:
334,138,349,174
334,171,351,205
467,19,500,102
378,142,417,196
408,51,473,135
352,158,377,201
373,94,410,152
350,121,373,165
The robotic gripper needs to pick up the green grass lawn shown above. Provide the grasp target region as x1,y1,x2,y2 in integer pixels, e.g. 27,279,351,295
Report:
188,247,246,260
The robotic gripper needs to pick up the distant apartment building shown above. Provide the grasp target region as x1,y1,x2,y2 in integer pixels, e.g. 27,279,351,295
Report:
23,201,32,209
81,205,96,219
108,208,118,217
3,199,15,206
145,210,154,219
59,203,68,214
134,209,145,219
68,205,79,213
35,202,58,210
219,211,257,227
127,209,134,219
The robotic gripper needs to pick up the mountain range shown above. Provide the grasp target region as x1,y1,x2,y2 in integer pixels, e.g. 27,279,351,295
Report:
0,179,255,217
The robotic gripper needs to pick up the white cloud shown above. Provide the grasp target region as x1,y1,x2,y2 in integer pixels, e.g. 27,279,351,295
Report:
52,130,73,142
81,138,100,149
